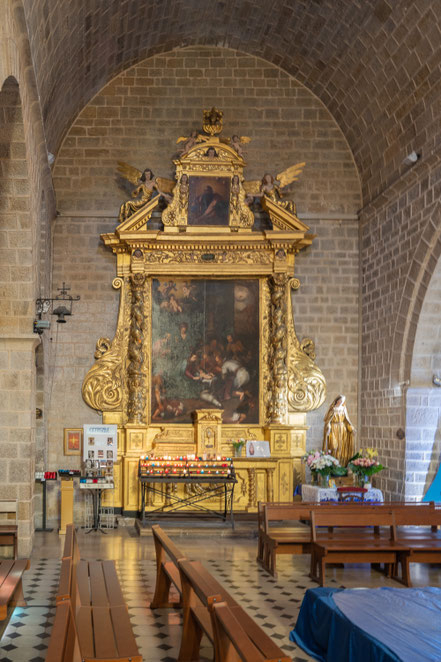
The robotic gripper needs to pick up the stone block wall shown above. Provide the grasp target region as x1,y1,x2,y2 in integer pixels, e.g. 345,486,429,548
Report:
360,157,441,499
406,388,441,501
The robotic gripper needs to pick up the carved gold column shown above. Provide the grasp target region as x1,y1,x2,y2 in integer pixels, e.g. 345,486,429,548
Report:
267,467,275,502
247,467,256,509
127,273,147,424
268,274,289,424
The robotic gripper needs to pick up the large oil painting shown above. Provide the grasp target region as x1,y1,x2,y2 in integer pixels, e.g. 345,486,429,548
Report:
187,176,230,226
151,278,259,424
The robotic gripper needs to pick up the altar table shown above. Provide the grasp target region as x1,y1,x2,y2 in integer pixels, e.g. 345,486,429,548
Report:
301,484,384,503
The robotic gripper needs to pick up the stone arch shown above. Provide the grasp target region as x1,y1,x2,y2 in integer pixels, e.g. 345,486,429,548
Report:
404,250,441,501
391,203,441,388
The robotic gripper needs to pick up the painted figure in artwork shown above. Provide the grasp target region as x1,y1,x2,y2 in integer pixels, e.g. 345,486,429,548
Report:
322,395,355,467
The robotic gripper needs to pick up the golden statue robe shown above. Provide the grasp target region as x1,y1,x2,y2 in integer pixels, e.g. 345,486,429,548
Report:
322,396,354,467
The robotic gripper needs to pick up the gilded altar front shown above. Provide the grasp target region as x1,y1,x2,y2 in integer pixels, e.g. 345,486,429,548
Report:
84,108,326,515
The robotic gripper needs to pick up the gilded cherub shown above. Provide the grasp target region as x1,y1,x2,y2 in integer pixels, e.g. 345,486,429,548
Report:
224,134,251,158
116,162,174,223
176,131,210,156
243,162,305,215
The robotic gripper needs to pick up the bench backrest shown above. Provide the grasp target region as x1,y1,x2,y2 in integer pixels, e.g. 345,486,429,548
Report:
45,601,81,662
179,560,291,662
211,601,269,662
152,524,186,566
263,504,313,532
311,508,396,541
62,524,80,564
394,505,441,526
0,500,17,526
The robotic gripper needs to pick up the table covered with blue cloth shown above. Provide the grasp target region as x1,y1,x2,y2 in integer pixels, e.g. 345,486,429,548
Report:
290,586,441,662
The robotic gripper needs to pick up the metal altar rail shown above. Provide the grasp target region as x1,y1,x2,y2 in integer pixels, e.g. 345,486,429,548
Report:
138,475,237,529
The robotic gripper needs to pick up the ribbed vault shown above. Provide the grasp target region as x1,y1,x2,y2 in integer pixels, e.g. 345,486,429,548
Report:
22,0,441,204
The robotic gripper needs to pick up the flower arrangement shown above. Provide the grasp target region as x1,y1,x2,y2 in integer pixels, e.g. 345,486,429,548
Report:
348,448,384,477
232,438,246,456
302,450,340,477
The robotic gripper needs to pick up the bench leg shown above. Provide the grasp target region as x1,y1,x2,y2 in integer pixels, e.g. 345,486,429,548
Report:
397,554,412,587
178,611,203,662
268,544,278,578
256,535,264,564
151,568,172,609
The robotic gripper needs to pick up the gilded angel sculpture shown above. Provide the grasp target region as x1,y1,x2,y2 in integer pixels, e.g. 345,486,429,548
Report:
244,162,305,215
116,162,174,223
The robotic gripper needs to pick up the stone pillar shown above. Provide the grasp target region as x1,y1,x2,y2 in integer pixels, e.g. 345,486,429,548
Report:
0,335,40,557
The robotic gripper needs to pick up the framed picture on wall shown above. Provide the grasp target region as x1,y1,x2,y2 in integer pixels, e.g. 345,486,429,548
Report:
64,428,82,456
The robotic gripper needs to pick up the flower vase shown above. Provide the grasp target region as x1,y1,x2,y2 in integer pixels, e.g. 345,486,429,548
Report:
319,473,330,488
357,473,370,489
234,448,242,458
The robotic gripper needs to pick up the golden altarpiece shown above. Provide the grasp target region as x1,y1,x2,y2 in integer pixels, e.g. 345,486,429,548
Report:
82,109,326,515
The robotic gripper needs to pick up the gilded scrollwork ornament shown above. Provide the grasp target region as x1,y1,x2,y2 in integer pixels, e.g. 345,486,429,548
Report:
81,279,127,412
287,279,326,412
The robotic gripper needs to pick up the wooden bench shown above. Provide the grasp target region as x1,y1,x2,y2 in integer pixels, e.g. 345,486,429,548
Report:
393,506,441,586
211,601,273,662
46,599,141,662
178,559,291,662
0,559,30,620
150,524,186,609
257,503,312,578
310,509,410,587
0,500,18,559
49,523,141,662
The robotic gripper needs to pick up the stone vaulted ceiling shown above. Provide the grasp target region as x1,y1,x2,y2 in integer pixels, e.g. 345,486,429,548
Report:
23,0,441,205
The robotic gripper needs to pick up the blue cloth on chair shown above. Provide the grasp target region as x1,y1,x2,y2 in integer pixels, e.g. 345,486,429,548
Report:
290,588,401,662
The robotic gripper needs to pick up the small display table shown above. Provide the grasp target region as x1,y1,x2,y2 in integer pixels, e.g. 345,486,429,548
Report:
302,484,384,503
79,480,114,533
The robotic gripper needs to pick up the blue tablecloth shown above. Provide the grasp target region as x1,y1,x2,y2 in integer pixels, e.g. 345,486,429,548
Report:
290,588,401,662
291,587,441,662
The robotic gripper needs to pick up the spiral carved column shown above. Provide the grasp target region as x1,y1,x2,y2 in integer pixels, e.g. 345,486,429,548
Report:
268,274,289,423
127,273,147,424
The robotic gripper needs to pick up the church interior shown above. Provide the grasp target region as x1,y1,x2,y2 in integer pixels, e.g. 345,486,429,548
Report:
1,0,441,660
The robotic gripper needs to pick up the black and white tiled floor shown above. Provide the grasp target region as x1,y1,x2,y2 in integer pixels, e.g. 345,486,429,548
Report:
1,526,440,661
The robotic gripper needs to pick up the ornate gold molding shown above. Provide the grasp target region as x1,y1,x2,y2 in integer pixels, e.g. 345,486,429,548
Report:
81,277,126,412
127,273,148,424
287,278,327,412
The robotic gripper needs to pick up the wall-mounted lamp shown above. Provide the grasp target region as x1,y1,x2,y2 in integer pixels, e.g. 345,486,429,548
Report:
433,375,441,387
402,150,420,166
34,282,80,334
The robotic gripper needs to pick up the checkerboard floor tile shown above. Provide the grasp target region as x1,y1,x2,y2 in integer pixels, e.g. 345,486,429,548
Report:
1,526,440,661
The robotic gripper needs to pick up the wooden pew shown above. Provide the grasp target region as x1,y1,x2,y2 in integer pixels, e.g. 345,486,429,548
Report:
50,523,141,662
258,503,312,578
211,601,270,662
150,524,186,608
394,506,441,586
178,559,291,662
0,500,18,559
46,600,141,662
310,509,410,587
0,559,30,620
45,601,81,662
